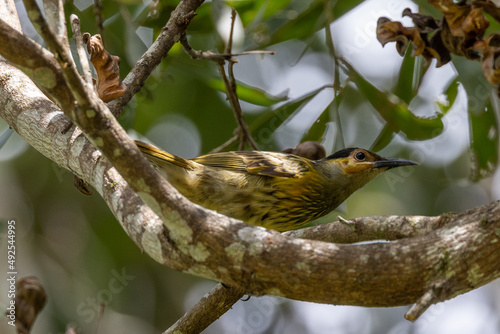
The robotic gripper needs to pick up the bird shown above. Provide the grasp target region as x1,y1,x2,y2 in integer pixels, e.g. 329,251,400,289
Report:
135,141,418,231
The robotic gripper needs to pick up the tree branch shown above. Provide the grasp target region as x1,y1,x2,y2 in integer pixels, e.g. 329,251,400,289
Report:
216,60,259,150
43,0,67,43
0,17,75,116
405,280,446,321
108,0,206,117
70,14,93,86
219,8,258,150
284,214,448,243
163,284,245,334
1,54,499,311
12,0,210,255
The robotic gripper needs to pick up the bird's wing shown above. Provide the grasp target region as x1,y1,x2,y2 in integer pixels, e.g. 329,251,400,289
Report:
191,151,310,178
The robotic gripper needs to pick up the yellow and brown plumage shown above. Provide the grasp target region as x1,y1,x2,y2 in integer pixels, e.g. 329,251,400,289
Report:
136,141,418,231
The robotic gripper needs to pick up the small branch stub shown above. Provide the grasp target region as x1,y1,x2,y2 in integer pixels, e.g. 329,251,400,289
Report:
70,14,92,86
405,281,445,321
338,215,355,228
9,276,47,333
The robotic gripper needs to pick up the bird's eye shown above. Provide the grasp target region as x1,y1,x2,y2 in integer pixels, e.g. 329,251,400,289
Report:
355,151,366,161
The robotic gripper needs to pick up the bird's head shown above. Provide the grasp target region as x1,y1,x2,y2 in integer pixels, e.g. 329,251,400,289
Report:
327,147,417,172
319,148,418,191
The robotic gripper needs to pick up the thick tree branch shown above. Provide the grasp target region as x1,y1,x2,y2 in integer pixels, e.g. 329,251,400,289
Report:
0,18,75,115
0,1,499,328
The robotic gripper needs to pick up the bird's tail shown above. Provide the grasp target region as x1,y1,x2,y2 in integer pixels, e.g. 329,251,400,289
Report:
135,140,196,171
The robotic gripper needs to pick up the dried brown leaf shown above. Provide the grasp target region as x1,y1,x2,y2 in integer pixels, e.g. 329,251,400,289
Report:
427,30,452,66
402,7,439,33
429,0,489,58
473,33,500,84
83,33,127,103
475,0,500,23
376,17,426,56
463,7,489,39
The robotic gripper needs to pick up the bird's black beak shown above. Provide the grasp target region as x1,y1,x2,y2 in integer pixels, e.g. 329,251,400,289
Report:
374,158,419,169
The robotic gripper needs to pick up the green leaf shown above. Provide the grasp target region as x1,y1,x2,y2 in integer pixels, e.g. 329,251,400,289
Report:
452,56,488,111
249,85,332,148
437,79,459,114
301,98,333,142
331,0,365,18
266,0,364,47
469,98,499,181
208,79,287,107
394,47,417,104
269,1,325,46
345,61,444,140
370,124,395,151
228,0,292,26
452,55,498,180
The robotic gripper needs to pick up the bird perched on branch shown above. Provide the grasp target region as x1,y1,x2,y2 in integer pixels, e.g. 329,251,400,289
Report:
135,141,417,231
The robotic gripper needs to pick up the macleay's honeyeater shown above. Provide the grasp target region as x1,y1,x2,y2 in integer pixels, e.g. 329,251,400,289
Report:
136,141,418,231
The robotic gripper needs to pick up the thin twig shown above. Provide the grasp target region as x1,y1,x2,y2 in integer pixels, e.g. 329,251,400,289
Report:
226,10,258,150
216,62,258,150
94,0,104,36
179,9,264,151
209,134,238,153
180,34,229,64
225,8,236,54
180,34,275,62
163,284,245,334
225,9,245,149
43,0,67,45
70,14,93,86
229,50,275,57
323,0,345,150
323,0,339,91
66,13,89,134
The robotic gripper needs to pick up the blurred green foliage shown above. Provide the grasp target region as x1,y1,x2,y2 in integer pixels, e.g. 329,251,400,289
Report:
1,0,499,333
